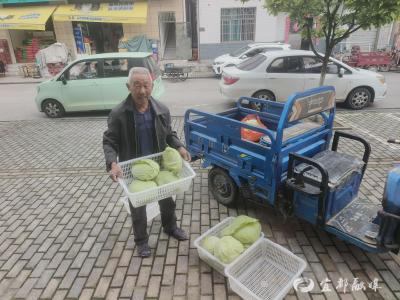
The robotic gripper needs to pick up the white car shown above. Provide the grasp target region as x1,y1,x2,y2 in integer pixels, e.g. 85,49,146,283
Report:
212,42,291,76
220,50,387,110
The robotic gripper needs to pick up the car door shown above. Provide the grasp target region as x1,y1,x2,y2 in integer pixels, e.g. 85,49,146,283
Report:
303,56,350,99
99,58,130,110
265,56,305,101
61,59,104,111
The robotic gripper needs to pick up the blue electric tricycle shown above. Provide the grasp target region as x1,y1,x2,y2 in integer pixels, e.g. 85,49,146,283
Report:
184,86,400,254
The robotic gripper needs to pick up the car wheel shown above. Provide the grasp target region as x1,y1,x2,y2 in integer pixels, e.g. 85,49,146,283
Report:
346,87,372,110
208,167,238,207
250,90,276,110
42,99,65,118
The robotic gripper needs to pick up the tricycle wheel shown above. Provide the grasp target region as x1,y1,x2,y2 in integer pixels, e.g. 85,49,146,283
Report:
179,72,188,81
209,167,238,207
379,65,390,72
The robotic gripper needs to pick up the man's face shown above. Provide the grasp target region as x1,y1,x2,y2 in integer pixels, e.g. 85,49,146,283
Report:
127,73,153,102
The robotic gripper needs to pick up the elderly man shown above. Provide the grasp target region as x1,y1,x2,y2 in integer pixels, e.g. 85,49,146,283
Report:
103,67,191,257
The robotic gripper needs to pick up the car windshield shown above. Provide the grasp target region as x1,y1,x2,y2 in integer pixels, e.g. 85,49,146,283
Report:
237,54,267,71
229,45,251,57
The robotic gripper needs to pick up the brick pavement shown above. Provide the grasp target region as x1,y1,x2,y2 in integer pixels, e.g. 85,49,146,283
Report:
0,111,399,300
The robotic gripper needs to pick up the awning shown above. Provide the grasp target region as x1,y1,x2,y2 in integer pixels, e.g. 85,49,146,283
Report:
0,6,56,30
53,2,148,24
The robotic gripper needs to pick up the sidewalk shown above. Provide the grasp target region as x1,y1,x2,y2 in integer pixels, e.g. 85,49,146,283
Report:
0,60,215,85
0,112,399,299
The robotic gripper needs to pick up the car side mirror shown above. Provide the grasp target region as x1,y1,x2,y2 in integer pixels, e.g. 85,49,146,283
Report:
60,74,67,85
338,68,345,78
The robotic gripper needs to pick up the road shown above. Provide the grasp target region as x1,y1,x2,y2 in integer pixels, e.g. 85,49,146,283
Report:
0,72,399,121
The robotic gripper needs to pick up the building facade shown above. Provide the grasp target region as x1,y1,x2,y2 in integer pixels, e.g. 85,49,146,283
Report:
198,0,287,60
0,0,192,66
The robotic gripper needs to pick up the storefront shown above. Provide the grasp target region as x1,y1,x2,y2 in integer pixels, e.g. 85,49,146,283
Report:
0,5,57,63
52,2,147,56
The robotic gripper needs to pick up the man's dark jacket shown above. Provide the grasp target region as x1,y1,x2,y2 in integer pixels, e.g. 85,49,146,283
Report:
103,95,184,171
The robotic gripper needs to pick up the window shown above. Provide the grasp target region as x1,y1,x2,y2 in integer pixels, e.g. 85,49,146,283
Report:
267,58,285,73
286,57,303,73
244,48,264,58
237,54,266,71
103,59,128,78
68,60,99,80
303,56,343,74
221,7,256,42
230,45,251,57
267,57,303,73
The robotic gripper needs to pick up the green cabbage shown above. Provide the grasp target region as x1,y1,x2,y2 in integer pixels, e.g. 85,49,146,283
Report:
162,147,183,174
155,170,180,186
201,236,220,255
221,215,261,245
131,159,160,180
128,180,157,193
214,236,244,264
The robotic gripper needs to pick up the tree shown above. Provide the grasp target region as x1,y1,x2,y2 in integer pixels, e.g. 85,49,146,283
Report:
242,0,400,85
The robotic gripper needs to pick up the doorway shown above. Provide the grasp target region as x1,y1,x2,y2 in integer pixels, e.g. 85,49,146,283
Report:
159,12,176,59
72,21,123,54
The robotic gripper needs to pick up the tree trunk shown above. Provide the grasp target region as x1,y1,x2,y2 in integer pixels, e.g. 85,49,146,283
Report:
319,56,330,86
300,38,310,50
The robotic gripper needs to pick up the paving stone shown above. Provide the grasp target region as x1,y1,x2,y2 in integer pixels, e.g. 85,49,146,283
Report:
107,266,125,288
120,275,136,298
39,278,59,299
1,115,400,300
147,275,161,298
93,277,112,299
67,277,87,298
159,286,173,300
132,286,146,300
174,274,187,296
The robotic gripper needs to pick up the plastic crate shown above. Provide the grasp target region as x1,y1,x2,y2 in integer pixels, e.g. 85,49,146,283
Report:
225,238,307,300
117,152,196,208
194,217,264,275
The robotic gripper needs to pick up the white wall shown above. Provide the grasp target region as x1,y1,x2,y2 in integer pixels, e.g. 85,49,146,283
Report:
199,0,285,44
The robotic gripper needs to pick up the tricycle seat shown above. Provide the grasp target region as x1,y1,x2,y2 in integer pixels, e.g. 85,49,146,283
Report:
294,150,364,187
291,150,366,221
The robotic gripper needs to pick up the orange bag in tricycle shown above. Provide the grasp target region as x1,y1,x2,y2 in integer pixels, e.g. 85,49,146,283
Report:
240,114,267,142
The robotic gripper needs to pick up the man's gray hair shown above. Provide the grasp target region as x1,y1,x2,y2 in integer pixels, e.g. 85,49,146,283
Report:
127,67,153,85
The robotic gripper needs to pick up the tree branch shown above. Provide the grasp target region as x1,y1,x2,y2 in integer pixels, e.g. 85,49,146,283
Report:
305,20,324,60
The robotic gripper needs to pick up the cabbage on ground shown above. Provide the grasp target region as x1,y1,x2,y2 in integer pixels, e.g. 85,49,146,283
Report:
162,147,183,174
201,236,220,255
128,180,157,193
221,215,261,245
155,170,180,186
131,159,160,180
214,236,244,264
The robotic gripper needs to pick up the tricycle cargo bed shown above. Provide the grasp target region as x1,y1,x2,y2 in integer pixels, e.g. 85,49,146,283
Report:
184,86,336,205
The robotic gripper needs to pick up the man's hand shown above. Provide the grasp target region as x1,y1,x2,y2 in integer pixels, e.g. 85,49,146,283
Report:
178,147,191,162
110,162,123,182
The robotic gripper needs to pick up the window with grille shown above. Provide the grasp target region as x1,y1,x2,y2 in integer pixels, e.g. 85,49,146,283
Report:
221,7,256,42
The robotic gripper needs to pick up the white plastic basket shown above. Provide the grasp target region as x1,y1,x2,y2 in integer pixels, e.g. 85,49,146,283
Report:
225,238,307,300
194,217,264,275
117,152,196,208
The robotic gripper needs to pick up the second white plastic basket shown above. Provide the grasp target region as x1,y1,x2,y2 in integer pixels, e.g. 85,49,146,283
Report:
117,152,196,208
194,217,264,275
225,238,307,300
